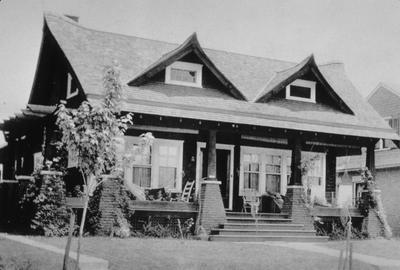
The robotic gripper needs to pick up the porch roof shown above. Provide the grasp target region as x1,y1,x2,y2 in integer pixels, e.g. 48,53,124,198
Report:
44,12,399,141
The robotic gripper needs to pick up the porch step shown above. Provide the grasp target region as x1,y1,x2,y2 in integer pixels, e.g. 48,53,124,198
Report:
226,212,289,218
209,235,329,242
226,216,292,224
212,228,317,237
221,223,304,230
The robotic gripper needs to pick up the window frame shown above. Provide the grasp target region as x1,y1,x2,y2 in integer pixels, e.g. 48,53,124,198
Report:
285,79,316,103
165,61,203,88
66,73,79,99
123,136,183,192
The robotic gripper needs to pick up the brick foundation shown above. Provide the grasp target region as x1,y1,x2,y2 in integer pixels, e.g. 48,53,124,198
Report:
197,180,226,234
282,186,314,229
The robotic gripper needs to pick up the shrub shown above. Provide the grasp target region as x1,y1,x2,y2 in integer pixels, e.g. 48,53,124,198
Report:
137,216,195,239
19,172,70,236
314,218,366,240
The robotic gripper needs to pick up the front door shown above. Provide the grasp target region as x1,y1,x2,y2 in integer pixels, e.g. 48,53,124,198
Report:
196,143,234,210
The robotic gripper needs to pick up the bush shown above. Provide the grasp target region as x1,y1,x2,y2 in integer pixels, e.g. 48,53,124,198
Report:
314,218,366,240
19,172,70,236
135,216,195,239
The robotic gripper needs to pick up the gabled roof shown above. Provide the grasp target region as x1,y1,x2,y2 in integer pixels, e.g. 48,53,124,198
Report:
367,82,400,101
253,55,353,114
30,12,400,141
128,33,247,100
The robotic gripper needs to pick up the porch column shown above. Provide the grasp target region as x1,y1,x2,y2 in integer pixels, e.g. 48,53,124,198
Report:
197,129,226,235
289,136,302,186
207,130,217,179
366,144,376,177
282,135,313,229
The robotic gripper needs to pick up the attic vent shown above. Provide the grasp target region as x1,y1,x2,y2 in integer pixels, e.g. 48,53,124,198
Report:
165,61,203,88
286,79,316,103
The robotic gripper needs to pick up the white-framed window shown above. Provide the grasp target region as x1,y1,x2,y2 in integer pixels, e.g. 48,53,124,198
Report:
67,73,79,99
285,79,316,103
240,147,291,196
242,153,260,191
124,136,183,192
239,147,326,197
165,61,203,88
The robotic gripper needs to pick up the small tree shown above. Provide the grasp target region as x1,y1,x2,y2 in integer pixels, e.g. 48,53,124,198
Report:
56,63,133,267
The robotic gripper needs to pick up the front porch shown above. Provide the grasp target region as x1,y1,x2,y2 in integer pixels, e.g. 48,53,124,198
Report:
118,112,380,240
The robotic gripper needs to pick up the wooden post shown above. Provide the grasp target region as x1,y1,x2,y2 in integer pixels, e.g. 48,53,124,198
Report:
366,144,376,176
289,136,302,186
207,130,217,180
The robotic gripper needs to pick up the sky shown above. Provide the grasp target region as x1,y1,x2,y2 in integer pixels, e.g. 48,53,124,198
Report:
1,0,400,123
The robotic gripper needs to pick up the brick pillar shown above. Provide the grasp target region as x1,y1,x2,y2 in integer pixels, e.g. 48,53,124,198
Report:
283,137,313,228
363,190,392,238
196,130,226,234
197,180,226,234
282,186,314,229
97,176,120,235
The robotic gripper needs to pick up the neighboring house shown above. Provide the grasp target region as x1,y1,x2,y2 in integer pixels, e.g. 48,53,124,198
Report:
0,13,398,240
337,82,400,236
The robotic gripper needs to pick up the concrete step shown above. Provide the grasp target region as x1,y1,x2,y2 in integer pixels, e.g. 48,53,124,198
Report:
226,212,289,218
209,235,329,242
211,228,317,236
226,216,292,224
221,223,304,230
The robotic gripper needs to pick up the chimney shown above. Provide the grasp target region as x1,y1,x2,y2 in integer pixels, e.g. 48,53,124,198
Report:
65,15,79,23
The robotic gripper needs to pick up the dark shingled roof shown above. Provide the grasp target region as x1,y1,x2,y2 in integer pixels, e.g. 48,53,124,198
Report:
42,12,399,140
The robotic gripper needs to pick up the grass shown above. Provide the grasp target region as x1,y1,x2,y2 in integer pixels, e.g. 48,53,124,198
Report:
0,237,64,270
320,238,400,260
30,236,379,270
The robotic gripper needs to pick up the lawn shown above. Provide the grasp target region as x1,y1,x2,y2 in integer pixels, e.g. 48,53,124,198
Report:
0,237,64,270
319,238,400,260
30,236,379,270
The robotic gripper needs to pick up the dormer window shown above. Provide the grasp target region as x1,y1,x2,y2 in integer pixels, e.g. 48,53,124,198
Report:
165,61,203,87
286,79,316,103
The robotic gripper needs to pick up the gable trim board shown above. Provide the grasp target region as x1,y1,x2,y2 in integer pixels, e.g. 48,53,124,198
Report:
253,55,353,114
127,33,247,101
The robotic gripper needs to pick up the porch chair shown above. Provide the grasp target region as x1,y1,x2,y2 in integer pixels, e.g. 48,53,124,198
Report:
180,181,195,202
242,188,260,215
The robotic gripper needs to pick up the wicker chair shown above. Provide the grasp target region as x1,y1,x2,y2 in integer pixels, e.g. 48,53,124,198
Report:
242,188,260,215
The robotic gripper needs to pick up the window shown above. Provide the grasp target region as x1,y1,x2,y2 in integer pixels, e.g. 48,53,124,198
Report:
243,153,260,191
265,155,281,193
240,147,291,195
131,144,152,188
124,137,183,192
286,79,316,103
67,73,79,99
165,61,203,87
158,145,178,190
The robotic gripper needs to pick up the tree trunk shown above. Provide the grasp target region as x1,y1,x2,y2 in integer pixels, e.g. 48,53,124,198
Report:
76,195,89,270
63,209,75,270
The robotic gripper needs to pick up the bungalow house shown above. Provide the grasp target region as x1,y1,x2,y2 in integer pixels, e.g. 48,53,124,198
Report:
1,13,398,241
337,82,400,236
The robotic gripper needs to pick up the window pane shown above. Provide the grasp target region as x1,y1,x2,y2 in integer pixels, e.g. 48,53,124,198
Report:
171,68,197,83
266,174,280,193
159,166,177,189
132,145,151,165
132,167,151,188
290,85,311,98
244,172,259,191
